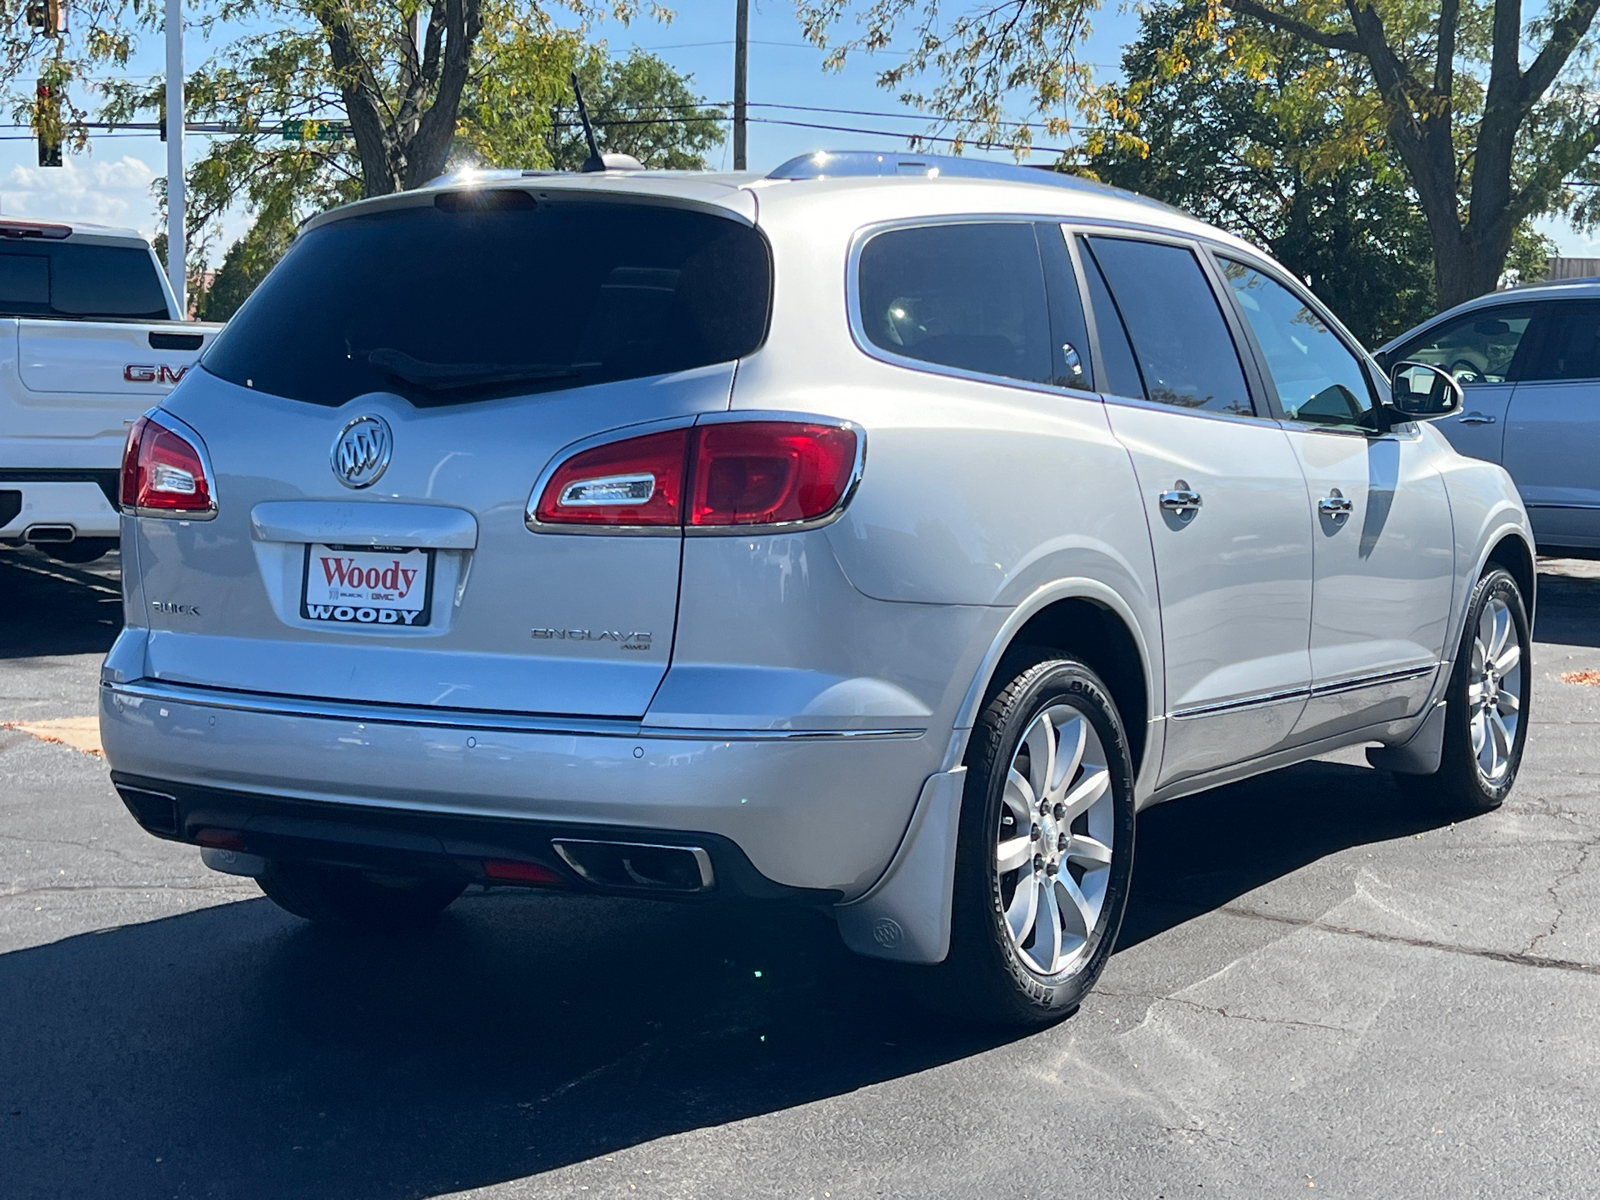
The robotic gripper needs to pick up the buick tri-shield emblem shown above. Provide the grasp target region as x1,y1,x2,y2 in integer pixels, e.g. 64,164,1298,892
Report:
331,415,393,489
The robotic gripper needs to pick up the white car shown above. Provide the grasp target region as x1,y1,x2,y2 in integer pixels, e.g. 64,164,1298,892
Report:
101,152,1534,1026
0,218,216,562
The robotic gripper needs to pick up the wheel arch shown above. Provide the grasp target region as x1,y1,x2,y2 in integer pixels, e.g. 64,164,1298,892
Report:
947,580,1157,782
1484,530,1536,621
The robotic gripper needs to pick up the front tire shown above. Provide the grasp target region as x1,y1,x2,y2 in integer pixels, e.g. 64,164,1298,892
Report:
934,653,1137,1027
1399,567,1531,815
258,861,466,931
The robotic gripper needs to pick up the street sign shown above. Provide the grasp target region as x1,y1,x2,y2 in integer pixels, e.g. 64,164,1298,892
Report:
281,119,351,142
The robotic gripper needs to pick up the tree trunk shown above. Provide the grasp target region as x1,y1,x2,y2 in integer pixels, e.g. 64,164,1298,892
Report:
1431,222,1517,311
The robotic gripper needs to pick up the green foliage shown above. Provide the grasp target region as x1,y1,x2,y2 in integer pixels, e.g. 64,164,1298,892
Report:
198,206,296,320
1082,0,1435,344
801,0,1600,307
89,0,718,308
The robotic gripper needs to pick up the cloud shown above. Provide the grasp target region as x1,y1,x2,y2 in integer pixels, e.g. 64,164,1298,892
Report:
0,152,160,237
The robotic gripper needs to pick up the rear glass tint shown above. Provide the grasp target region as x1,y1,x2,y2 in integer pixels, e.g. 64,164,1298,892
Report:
0,241,169,320
202,196,773,407
856,222,1053,385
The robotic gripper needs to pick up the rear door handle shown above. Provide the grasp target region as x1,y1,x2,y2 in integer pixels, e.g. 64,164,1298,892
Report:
1458,412,1497,425
1158,484,1203,513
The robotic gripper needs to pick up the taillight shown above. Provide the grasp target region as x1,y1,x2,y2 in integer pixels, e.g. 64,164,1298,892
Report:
532,420,859,531
120,414,215,515
688,421,857,527
532,427,688,527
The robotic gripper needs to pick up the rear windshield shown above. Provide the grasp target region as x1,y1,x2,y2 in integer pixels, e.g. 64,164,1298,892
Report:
202,195,773,407
0,240,170,320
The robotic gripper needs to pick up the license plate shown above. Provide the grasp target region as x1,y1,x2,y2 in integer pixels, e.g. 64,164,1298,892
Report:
301,544,435,627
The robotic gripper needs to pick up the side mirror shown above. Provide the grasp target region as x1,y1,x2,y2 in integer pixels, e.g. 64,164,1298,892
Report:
1389,360,1464,420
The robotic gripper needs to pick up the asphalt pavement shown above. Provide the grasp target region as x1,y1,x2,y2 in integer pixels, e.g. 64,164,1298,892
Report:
2,543,1598,1199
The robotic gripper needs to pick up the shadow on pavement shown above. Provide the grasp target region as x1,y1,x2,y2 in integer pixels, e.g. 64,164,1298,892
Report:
0,545,122,659
2,758,1452,1200
1533,560,1600,650
1118,759,1450,949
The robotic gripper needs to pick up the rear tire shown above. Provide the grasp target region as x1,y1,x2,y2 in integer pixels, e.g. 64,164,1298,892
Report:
42,538,116,565
1397,567,1530,816
257,861,466,931
931,652,1137,1027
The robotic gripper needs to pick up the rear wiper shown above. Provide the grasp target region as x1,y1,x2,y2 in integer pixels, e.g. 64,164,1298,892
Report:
366,347,583,391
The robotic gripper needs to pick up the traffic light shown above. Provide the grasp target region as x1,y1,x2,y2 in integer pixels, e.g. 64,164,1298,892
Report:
36,79,61,168
25,0,65,36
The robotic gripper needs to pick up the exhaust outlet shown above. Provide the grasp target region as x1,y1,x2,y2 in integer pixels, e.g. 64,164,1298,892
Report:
24,524,75,544
552,839,715,893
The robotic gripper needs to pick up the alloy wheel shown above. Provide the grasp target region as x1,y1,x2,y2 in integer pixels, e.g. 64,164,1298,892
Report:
1467,594,1524,785
994,704,1116,975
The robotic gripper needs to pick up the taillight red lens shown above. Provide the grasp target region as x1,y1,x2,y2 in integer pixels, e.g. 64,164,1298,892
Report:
120,414,213,513
533,421,858,530
119,415,148,509
534,427,688,526
689,422,857,527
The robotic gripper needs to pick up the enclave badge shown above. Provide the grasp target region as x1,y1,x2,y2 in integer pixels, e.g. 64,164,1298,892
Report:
532,627,653,651
331,415,393,489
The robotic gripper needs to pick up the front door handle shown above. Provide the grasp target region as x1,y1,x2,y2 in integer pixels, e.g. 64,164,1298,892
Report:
1318,490,1354,520
1158,483,1203,513
1458,412,1497,425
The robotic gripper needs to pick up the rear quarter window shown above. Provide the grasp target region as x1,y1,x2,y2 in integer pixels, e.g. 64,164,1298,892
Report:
202,195,773,407
855,221,1054,385
0,241,169,320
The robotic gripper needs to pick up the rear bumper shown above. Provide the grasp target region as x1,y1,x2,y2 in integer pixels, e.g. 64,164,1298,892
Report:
99,678,942,898
0,473,120,540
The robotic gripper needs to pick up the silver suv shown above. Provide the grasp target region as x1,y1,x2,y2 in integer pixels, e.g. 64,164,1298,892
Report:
102,152,1536,1025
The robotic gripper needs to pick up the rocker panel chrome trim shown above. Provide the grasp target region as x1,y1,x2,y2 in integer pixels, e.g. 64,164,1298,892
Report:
1167,663,1437,721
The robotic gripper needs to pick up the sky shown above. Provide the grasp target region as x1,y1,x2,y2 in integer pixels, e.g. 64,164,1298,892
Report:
0,0,1592,262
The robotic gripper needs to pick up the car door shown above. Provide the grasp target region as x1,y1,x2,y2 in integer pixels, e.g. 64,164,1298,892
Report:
1074,231,1314,786
1218,256,1455,742
1381,303,1540,465
1501,300,1600,550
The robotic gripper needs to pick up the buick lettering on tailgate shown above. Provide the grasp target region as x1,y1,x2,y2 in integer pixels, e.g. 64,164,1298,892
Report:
301,543,434,626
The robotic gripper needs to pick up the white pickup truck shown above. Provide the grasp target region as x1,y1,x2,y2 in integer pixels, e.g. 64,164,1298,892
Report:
0,218,217,563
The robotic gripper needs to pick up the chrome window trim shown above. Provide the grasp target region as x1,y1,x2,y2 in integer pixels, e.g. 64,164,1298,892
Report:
522,409,868,538
124,407,220,521
104,678,924,742
1168,663,1437,720
844,214,1105,405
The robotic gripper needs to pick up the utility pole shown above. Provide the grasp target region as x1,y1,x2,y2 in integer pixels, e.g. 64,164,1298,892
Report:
165,0,185,315
733,0,748,170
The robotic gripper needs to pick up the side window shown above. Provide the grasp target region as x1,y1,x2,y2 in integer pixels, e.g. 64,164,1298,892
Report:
1078,242,1145,400
1035,223,1093,389
1219,258,1377,430
857,222,1053,385
1391,306,1534,385
1082,235,1253,415
1521,302,1600,382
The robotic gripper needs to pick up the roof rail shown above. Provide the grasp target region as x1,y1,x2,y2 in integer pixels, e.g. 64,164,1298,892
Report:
765,150,1176,211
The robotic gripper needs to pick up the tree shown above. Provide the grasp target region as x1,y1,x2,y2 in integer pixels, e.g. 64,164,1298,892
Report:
96,8,721,304
1082,0,1437,343
799,0,1600,308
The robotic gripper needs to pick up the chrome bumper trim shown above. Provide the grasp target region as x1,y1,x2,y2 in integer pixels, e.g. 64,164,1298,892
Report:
102,679,925,743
